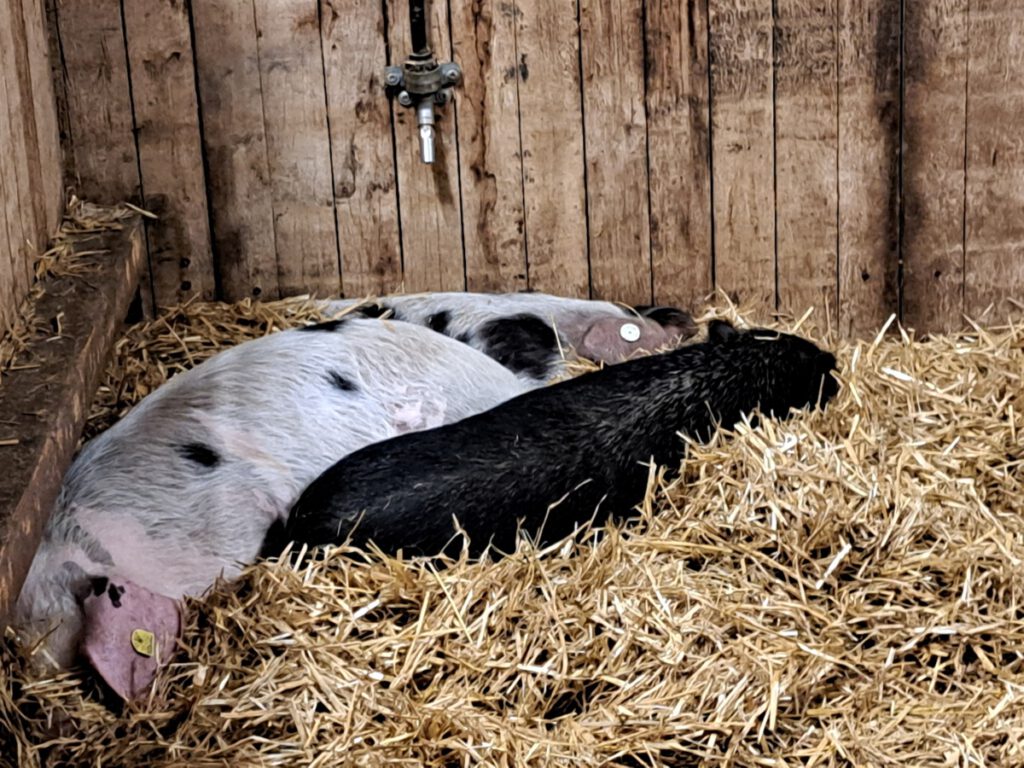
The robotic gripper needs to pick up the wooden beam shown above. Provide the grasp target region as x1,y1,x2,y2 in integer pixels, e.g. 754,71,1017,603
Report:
580,0,652,306
646,0,713,311
708,0,776,316
836,0,900,336
0,216,144,620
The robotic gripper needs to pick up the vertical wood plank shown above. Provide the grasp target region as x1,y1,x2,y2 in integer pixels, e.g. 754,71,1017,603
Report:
54,0,139,203
0,67,18,332
515,0,589,297
774,0,839,326
708,0,776,315
450,0,527,293
0,0,34,297
5,0,47,255
252,0,339,299
386,0,465,293
191,0,279,301
123,0,215,306
902,0,968,333
646,0,713,311
321,0,402,299
836,0,900,336
21,0,62,236
579,0,651,305
964,0,1024,323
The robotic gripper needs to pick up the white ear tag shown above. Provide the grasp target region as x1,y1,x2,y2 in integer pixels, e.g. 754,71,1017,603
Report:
619,322,641,343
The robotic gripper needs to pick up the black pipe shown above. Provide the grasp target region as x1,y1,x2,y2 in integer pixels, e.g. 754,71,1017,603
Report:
409,0,429,55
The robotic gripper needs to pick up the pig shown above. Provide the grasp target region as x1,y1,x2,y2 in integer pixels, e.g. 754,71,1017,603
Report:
279,320,840,559
14,291,695,695
323,291,698,377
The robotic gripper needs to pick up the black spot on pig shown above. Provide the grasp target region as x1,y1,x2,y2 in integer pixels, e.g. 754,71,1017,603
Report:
107,582,124,608
90,576,109,597
179,442,220,468
427,310,451,335
326,370,358,392
477,313,560,380
299,318,347,333
356,303,389,319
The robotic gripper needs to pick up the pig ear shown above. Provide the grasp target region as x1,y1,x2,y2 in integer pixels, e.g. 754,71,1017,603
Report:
633,305,698,339
707,319,738,344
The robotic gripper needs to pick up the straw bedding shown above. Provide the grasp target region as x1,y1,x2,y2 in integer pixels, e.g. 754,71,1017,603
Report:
2,293,1024,767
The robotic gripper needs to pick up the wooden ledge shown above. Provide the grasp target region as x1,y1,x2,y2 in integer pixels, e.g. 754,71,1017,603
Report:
0,216,144,620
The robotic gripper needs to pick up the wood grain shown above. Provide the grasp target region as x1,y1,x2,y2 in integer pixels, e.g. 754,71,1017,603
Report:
450,0,527,293
253,0,339,299
964,0,1024,323
646,0,713,311
0,21,32,309
386,0,465,293
579,0,651,305
20,0,62,237
321,0,402,299
123,0,215,307
836,0,900,336
4,0,46,256
515,0,589,297
0,69,17,332
902,0,968,333
54,0,139,203
708,0,775,315
191,0,279,301
774,0,839,328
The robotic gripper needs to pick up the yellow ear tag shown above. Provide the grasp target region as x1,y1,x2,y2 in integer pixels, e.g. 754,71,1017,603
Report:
131,629,155,657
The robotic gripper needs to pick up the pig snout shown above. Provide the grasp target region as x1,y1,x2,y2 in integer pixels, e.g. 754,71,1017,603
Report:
576,317,679,363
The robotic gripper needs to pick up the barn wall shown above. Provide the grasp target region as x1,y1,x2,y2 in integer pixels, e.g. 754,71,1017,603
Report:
51,0,1024,334
0,0,63,336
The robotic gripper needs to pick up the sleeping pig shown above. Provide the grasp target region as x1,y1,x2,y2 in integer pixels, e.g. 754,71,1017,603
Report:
280,320,840,559
14,291,695,699
323,291,698,376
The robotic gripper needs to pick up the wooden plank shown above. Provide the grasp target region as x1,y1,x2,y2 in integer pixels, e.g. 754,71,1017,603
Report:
5,0,47,255
0,217,145,620
515,0,589,297
836,0,900,336
0,71,17,333
579,0,651,305
964,0,1024,323
253,0,340,299
54,0,139,203
708,0,775,315
321,0,402,298
20,0,62,237
902,0,968,333
450,0,527,293
0,0,40,292
645,0,713,311
774,0,839,327
386,0,465,293
191,0,279,301
0,32,32,310
122,0,215,306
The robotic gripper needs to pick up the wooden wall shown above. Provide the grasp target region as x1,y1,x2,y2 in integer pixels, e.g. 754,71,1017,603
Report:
51,0,1024,334
0,0,62,336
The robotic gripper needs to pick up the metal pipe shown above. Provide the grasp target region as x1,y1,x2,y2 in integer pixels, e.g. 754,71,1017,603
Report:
409,0,429,56
416,97,435,164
